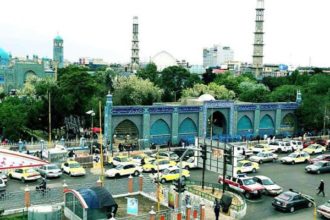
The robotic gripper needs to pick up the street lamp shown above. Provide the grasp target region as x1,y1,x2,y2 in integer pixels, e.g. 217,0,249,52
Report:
86,110,95,139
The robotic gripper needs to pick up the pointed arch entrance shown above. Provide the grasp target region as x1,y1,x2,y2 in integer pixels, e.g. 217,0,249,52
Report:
280,113,296,137
259,114,275,136
207,111,227,139
237,116,253,136
178,117,198,145
113,119,139,144
150,119,171,145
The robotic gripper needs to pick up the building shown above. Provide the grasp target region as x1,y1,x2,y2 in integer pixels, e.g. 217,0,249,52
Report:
130,16,139,73
203,44,234,68
104,93,299,150
151,51,178,71
53,35,64,69
252,0,265,78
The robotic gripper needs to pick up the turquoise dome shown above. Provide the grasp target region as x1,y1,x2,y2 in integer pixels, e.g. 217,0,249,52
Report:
54,35,63,41
0,48,9,60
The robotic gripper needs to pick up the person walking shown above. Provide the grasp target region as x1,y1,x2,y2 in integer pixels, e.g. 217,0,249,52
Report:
213,198,221,220
317,180,325,197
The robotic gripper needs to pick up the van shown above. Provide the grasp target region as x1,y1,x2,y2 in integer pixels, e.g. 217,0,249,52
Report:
290,140,303,151
269,141,290,153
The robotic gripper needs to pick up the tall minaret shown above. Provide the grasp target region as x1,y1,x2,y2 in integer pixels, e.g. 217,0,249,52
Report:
131,16,139,73
53,34,64,68
252,0,265,78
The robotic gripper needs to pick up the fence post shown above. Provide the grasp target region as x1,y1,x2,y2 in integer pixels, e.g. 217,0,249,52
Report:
139,174,143,192
193,209,198,220
24,185,30,208
199,201,205,220
160,215,165,220
149,206,156,220
185,205,191,220
177,212,182,220
128,175,133,193
96,178,102,187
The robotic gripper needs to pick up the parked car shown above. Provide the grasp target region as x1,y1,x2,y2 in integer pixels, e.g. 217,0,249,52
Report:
0,170,8,183
130,154,150,165
269,141,290,153
308,154,330,164
152,167,190,183
173,149,195,160
218,174,265,199
0,178,6,192
272,190,314,213
180,157,197,169
8,168,41,183
108,155,132,166
249,152,278,164
305,161,330,174
36,164,62,178
61,160,86,176
105,162,142,178
151,151,179,161
303,144,326,155
251,144,274,154
280,152,310,164
317,200,330,219
235,160,260,174
290,140,303,151
142,159,176,172
315,139,328,146
253,175,283,196
303,140,315,148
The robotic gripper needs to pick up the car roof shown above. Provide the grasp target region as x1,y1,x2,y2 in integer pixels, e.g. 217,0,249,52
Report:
67,160,79,164
165,166,179,171
119,162,136,166
282,191,299,196
254,175,270,180
239,160,252,163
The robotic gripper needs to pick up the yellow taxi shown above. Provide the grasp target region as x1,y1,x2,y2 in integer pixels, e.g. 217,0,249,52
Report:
8,168,41,183
235,160,260,174
61,160,86,176
280,151,310,164
142,159,176,172
130,153,151,165
303,144,326,155
153,167,190,183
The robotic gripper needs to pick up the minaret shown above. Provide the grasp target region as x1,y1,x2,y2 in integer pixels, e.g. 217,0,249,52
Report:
131,16,139,73
252,0,265,78
53,34,64,68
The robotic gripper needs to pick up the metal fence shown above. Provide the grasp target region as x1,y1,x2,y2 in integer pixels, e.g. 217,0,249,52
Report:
0,191,25,210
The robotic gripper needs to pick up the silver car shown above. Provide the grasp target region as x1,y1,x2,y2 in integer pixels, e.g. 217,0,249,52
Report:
250,152,278,164
0,178,6,192
0,170,7,183
37,164,62,178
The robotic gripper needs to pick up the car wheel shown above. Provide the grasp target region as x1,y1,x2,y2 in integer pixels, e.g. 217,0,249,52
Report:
9,174,12,179
316,170,321,174
237,170,241,174
272,158,277,162
307,202,312,208
160,178,166,183
185,166,190,170
69,172,72,177
259,160,263,164
252,168,257,173
115,173,120,178
134,171,139,176
291,161,295,165
312,151,315,155
245,192,251,199
21,178,25,183
151,169,156,173
304,159,308,163
290,206,295,213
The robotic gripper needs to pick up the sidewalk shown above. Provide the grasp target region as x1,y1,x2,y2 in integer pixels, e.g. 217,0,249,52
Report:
204,205,234,220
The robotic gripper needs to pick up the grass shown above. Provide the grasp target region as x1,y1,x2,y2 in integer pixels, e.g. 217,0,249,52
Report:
0,212,27,220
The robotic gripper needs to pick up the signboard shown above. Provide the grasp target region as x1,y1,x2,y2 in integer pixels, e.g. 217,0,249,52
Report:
127,198,138,216
212,149,223,158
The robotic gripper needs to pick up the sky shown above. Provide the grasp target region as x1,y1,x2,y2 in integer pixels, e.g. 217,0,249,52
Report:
0,0,329,67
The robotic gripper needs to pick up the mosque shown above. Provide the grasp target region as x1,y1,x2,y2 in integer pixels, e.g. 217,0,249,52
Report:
0,35,63,93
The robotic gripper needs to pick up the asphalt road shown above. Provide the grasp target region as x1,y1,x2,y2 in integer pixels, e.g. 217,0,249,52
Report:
189,153,330,220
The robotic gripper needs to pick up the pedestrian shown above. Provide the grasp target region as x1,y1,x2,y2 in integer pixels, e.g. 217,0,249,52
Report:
317,180,325,197
213,198,221,220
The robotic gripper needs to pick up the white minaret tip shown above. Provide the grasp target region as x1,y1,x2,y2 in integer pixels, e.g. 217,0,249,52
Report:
257,0,264,9
133,16,138,24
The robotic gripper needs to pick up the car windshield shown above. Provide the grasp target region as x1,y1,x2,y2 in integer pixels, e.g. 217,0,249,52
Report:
26,169,36,173
242,178,256,185
47,165,59,170
309,145,317,149
115,165,124,170
69,163,81,168
288,153,297,158
278,193,292,201
256,153,265,157
162,169,171,174
262,179,274,185
187,157,194,163
314,161,324,167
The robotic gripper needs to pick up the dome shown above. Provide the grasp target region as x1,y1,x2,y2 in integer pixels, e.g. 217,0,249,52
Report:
0,48,9,60
151,50,177,71
197,94,215,102
54,35,63,41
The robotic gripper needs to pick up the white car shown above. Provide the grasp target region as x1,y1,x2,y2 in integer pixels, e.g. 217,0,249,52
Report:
105,163,143,178
290,140,303,151
280,152,310,164
249,152,278,164
253,176,283,196
37,164,62,178
0,178,6,192
180,157,197,169
269,141,291,153
317,200,330,219
0,170,8,183
151,151,179,161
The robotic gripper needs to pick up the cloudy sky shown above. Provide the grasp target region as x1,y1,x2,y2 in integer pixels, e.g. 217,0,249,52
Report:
0,0,329,67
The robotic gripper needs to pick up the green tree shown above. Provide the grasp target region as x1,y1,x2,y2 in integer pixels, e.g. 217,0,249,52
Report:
268,85,299,102
159,66,190,102
182,83,235,100
202,68,216,84
238,81,270,102
113,76,163,105
136,63,159,85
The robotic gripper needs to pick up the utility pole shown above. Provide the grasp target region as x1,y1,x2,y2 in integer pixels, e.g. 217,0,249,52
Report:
222,142,227,193
99,101,104,186
323,106,327,136
48,91,51,146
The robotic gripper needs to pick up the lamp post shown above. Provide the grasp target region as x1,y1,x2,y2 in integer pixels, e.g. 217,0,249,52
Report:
86,110,95,139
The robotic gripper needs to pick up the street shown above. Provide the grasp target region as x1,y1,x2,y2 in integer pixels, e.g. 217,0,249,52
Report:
189,155,330,220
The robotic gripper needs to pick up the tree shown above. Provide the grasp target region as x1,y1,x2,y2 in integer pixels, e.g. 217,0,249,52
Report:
202,68,216,84
238,81,270,102
182,83,235,100
113,76,163,105
186,74,202,88
159,66,190,102
136,63,159,85
268,85,299,102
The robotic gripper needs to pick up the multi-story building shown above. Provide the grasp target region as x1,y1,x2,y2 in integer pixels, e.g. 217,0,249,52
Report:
203,44,234,68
